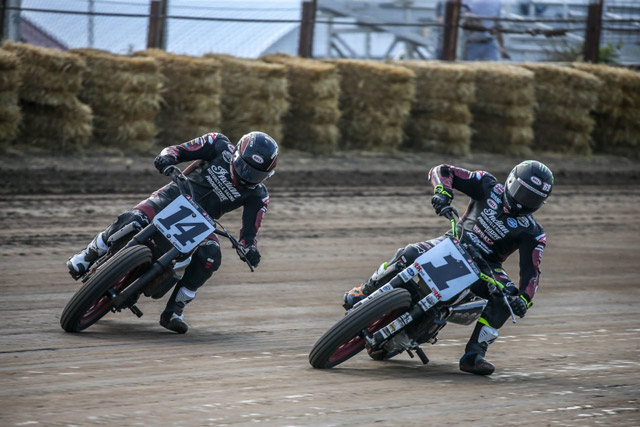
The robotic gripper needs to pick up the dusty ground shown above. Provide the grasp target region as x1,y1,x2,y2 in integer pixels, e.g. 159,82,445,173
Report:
1,151,639,426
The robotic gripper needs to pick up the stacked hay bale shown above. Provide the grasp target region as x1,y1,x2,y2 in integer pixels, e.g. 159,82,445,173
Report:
262,53,341,154
2,41,91,151
469,63,536,155
329,59,414,151
396,60,475,155
520,63,600,155
135,49,221,145
72,48,162,152
571,63,640,155
0,48,21,148
205,54,289,143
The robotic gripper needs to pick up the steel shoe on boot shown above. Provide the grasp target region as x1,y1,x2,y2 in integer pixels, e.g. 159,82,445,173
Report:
160,311,189,334
343,284,366,310
459,352,495,376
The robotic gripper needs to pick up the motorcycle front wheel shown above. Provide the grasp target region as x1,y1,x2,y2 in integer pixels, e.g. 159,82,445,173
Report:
309,288,412,369
60,245,152,333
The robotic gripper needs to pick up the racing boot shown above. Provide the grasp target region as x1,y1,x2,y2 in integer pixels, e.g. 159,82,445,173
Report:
343,283,367,310
459,320,498,376
343,259,404,310
160,286,196,334
67,233,108,280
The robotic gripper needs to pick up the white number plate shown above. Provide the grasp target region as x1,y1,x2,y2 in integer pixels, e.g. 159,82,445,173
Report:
153,195,216,253
414,237,480,302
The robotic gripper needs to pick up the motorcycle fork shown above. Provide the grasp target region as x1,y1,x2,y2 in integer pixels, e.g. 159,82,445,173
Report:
113,225,181,311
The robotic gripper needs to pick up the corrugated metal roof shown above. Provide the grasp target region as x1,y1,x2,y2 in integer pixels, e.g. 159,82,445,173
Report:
21,0,302,57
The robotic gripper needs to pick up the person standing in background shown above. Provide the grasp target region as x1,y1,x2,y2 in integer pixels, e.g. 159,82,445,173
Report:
462,0,509,61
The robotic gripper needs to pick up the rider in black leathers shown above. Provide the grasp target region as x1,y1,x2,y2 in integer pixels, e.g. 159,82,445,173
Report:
344,160,553,375
67,131,279,334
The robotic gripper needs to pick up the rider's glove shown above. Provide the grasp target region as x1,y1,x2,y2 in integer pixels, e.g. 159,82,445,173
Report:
431,185,453,215
154,154,177,175
244,245,261,267
504,284,532,318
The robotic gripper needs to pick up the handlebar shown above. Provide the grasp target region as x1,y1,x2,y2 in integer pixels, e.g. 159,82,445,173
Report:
163,165,254,272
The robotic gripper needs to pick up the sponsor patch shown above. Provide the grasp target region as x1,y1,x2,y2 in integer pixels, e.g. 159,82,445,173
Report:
517,216,530,227
531,176,542,186
487,199,498,210
507,217,518,228
222,151,232,163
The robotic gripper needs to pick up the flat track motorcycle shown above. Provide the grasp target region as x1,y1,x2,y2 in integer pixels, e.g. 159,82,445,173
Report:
60,165,254,333
309,206,517,369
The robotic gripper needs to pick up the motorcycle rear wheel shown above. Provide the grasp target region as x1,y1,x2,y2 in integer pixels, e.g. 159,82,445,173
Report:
309,288,412,369
60,245,152,333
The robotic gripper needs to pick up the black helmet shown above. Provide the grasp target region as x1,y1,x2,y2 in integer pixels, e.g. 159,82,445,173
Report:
231,132,279,187
503,160,553,215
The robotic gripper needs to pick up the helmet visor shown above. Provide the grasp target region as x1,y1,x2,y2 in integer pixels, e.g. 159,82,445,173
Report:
233,153,272,184
508,177,547,211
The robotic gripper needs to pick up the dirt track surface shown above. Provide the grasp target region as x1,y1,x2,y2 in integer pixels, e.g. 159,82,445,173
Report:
1,152,639,426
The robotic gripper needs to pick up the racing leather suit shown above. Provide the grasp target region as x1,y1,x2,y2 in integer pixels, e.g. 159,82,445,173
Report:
101,132,270,296
358,164,546,359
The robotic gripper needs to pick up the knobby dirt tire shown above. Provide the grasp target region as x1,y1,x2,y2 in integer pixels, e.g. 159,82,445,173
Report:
309,288,412,369
60,245,152,333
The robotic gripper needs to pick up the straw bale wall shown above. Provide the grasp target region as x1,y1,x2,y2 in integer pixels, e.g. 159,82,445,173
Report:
571,63,640,155
262,53,341,154
468,63,535,154
72,48,162,152
2,42,91,150
205,54,288,143
0,49,21,147
328,59,414,151
520,63,600,155
135,49,222,145
396,61,475,155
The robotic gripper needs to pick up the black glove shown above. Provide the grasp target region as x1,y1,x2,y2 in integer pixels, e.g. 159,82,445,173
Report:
508,295,528,318
154,154,177,175
431,185,453,215
504,284,529,318
244,245,261,267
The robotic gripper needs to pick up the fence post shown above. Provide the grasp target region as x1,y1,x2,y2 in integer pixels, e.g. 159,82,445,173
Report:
147,0,168,50
440,0,461,61
2,0,21,41
298,0,317,58
583,0,604,63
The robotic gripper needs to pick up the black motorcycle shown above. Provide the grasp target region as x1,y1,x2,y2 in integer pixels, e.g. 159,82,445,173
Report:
60,165,254,332
309,207,517,368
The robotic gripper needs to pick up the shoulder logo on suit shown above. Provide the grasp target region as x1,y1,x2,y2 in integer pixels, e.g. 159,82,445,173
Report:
487,199,498,210
517,216,530,227
507,217,518,228
222,151,232,163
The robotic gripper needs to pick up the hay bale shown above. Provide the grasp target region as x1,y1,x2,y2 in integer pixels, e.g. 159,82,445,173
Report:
72,48,162,151
262,53,341,154
327,59,414,151
135,49,222,146
20,99,92,150
2,41,85,98
2,43,92,151
205,54,289,143
468,63,535,154
0,49,21,146
519,63,600,155
571,63,640,154
393,61,475,155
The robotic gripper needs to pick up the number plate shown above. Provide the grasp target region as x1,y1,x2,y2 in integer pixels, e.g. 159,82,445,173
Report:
153,195,216,253
414,237,480,302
